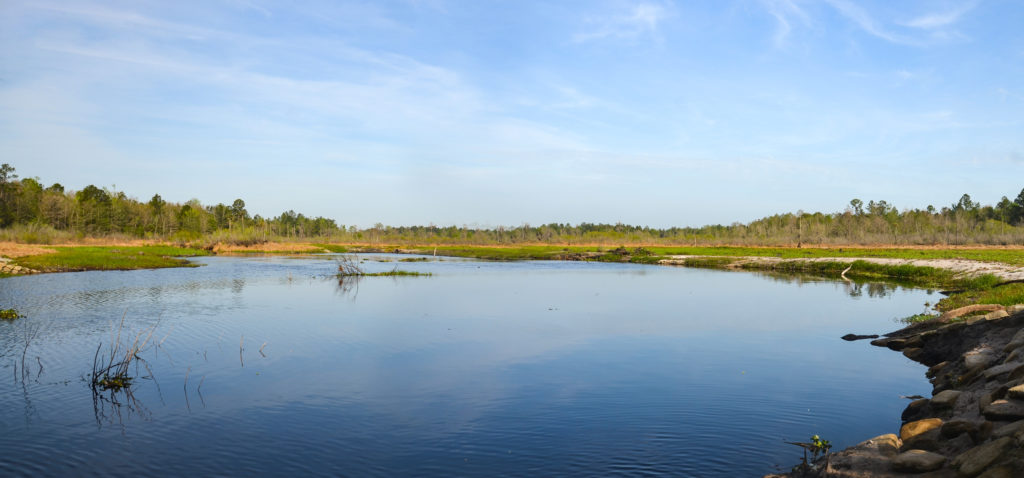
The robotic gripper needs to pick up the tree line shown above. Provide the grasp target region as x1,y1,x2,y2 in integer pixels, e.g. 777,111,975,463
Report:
0,164,338,242
0,164,1022,246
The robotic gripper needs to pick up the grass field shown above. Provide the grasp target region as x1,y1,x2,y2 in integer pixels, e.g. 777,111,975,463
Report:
13,245,211,272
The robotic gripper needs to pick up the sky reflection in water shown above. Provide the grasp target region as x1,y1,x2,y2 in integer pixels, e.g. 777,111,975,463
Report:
0,255,933,477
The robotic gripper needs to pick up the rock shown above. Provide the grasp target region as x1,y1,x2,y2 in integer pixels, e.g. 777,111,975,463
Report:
842,333,880,341
903,399,933,423
977,466,1016,478
984,362,1023,380
983,399,1024,420
1008,385,1024,400
984,310,1010,321
901,418,944,451
978,421,995,441
952,436,1014,477
932,390,962,409
905,347,925,360
905,335,925,349
892,449,946,473
1008,304,1024,315
1005,329,1024,352
822,434,904,477
902,419,943,439
888,338,909,351
941,419,978,439
871,337,892,348
928,361,951,379
991,419,1024,439
1008,364,1024,381
965,350,997,371
1006,348,1024,364
967,315,987,325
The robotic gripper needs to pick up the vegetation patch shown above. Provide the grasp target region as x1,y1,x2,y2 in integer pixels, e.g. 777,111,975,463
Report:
335,255,431,278
90,316,158,393
362,269,432,277
0,308,24,321
899,313,941,324
935,283,1024,312
13,245,210,272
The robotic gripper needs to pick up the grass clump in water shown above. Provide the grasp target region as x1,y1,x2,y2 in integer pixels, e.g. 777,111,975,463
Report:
0,308,24,321
335,255,431,278
90,314,158,393
363,269,432,277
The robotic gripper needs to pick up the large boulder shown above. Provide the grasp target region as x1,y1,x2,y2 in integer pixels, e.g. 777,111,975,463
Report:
983,399,1024,421
951,436,1014,477
891,449,946,472
931,390,962,409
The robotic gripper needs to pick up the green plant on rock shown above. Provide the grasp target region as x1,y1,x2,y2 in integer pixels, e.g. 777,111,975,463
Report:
788,434,833,475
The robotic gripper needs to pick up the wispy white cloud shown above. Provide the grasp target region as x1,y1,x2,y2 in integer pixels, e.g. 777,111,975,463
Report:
902,1,979,29
573,1,673,43
759,0,811,47
821,0,920,46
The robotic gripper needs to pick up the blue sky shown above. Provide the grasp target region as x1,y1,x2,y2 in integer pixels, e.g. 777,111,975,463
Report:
1,0,1022,228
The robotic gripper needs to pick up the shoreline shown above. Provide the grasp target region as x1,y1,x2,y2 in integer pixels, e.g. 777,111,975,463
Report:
766,307,1024,477
660,255,1024,282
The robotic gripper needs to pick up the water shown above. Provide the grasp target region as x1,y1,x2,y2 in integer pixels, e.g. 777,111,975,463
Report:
0,255,934,477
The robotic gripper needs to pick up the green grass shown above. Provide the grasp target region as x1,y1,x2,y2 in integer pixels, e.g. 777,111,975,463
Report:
0,308,23,321
935,283,1024,311
899,313,941,324
316,244,350,253
13,245,211,272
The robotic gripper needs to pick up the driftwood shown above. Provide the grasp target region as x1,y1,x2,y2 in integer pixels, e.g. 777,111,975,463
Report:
938,304,1005,321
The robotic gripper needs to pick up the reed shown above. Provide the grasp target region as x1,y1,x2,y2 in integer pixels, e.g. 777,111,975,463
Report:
90,313,158,392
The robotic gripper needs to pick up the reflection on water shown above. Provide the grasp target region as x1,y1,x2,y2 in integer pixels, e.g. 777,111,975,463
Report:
0,255,933,477
751,270,935,300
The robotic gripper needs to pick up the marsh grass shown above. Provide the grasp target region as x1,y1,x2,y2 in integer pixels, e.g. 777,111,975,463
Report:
335,255,432,278
90,314,158,392
14,245,210,272
936,283,1024,312
899,313,941,324
363,269,432,277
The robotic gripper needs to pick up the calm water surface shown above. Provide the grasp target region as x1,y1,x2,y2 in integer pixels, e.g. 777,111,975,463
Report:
0,255,933,477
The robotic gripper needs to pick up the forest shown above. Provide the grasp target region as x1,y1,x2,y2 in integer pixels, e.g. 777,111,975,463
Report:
1,164,1023,246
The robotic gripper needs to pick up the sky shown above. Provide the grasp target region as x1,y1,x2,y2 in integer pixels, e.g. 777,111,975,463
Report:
1,0,1022,228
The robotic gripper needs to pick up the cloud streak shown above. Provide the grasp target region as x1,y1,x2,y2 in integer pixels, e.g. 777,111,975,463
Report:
573,1,673,43
902,1,979,29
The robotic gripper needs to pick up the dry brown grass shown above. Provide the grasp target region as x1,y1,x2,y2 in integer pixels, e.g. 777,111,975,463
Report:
0,242,58,258
211,241,326,253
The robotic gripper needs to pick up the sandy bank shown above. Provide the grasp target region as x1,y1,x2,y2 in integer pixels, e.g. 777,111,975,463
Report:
663,255,1024,281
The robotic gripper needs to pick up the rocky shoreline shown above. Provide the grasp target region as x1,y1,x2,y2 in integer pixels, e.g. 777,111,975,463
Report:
767,305,1024,477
